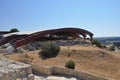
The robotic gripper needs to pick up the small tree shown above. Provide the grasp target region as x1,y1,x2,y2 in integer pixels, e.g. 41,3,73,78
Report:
65,60,75,69
10,28,19,32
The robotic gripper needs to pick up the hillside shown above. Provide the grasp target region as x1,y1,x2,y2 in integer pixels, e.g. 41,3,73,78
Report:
5,45,120,80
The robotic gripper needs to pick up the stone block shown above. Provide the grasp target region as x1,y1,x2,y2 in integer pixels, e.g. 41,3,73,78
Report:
0,58,34,80
28,74,34,80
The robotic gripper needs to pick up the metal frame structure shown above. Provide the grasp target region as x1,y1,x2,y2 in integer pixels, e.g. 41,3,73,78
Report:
0,28,93,48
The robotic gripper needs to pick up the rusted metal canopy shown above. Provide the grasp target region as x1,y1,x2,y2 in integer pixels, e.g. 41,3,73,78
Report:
14,28,93,48
0,28,93,47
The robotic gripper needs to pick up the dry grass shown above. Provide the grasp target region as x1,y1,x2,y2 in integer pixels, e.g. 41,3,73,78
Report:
5,45,120,80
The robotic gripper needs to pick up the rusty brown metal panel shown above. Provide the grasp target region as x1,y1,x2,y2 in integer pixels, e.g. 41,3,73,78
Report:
13,28,93,48
0,35,27,46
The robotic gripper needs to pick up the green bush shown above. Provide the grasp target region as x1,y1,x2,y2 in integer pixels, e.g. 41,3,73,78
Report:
109,45,115,51
39,42,60,59
40,49,51,57
92,40,103,48
65,60,75,69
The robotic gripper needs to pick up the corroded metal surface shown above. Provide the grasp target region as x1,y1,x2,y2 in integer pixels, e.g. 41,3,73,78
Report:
0,28,93,47
14,28,93,47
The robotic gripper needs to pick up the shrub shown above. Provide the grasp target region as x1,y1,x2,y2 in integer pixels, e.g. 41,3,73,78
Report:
40,49,51,57
92,40,103,48
10,28,19,32
109,45,115,51
65,60,75,69
39,42,60,59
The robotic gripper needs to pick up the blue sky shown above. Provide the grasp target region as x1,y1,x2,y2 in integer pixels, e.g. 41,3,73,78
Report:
0,0,120,37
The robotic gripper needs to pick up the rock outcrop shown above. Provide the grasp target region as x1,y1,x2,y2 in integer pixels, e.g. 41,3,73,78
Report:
0,58,34,80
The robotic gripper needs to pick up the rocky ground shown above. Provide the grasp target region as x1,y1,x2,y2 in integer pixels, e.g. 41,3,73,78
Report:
1,40,120,80
0,58,34,80
34,75,77,80
5,45,120,80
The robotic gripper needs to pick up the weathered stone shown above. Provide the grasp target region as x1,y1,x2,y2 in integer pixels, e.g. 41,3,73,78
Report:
8,69,16,80
28,74,34,80
32,63,110,80
0,58,34,80
26,66,32,75
2,71,9,80
16,78,22,80
22,78,28,80
31,63,53,76
0,72,3,80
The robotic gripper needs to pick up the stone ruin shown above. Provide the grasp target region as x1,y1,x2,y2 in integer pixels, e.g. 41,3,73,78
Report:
0,28,93,53
0,58,34,80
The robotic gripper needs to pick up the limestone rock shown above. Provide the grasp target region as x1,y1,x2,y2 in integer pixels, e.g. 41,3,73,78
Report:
0,58,34,80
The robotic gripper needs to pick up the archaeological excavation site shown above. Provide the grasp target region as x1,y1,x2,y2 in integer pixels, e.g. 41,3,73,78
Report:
0,28,120,80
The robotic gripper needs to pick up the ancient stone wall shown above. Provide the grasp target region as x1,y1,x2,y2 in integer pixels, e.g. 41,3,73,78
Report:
32,63,53,75
0,58,34,80
31,63,110,80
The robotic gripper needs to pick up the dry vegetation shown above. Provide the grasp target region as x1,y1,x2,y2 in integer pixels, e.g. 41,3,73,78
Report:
5,45,120,80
